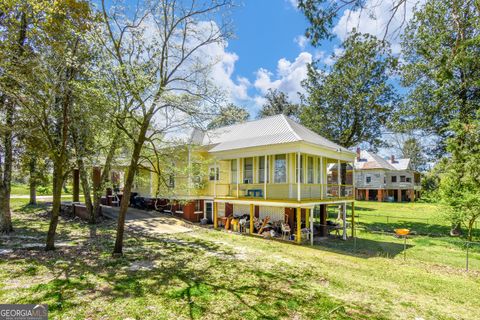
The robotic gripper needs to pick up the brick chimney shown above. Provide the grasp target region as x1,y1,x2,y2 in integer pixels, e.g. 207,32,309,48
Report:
390,155,395,163
356,147,361,161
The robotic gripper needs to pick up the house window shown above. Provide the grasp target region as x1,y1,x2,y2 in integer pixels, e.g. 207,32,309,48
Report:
307,157,314,184
259,156,269,183
191,162,202,185
274,154,286,183
243,157,253,184
366,176,371,184
400,175,406,182
209,166,219,181
295,155,304,183
177,202,184,212
391,176,397,183
406,177,411,183
168,174,175,188
194,200,202,212
231,159,238,184
317,158,323,184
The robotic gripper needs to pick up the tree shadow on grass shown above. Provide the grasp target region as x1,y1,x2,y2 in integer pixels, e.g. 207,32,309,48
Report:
0,222,375,320
14,203,51,214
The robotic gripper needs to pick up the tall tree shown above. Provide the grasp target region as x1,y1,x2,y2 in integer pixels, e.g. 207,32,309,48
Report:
401,137,426,171
298,0,412,44
438,114,480,241
0,1,30,233
256,89,300,119
100,0,232,255
300,32,398,149
207,103,249,129
398,0,480,157
14,0,96,250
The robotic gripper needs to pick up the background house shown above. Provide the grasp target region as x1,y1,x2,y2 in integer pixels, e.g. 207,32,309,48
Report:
354,149,421,202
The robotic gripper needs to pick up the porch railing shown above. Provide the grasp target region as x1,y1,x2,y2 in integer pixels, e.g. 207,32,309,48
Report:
213,183,354,201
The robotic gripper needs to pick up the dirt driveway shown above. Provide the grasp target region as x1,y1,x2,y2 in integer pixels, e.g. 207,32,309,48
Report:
102,206,193,236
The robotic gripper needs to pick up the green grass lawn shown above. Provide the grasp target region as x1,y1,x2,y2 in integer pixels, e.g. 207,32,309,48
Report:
326,201,479,238
1,199,479,319
10,183,31,195
10,183,74,196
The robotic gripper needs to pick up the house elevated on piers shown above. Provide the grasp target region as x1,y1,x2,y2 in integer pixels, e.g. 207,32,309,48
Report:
106,115,356,244
353,149,421,202
150,114,356,243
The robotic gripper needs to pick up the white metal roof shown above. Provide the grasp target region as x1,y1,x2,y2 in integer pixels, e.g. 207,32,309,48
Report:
193,114,352,153
355,150,411,171
388,158,411,170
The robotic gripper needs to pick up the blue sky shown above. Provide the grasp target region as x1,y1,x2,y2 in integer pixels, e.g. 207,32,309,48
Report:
101,0,421,156
101,0,416,117
227,1,322,81
212,0,416,116
222,0,337,114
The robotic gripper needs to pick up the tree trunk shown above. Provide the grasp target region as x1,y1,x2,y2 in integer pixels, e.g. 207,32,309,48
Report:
29,157,37,205
77,159,93,222
92,128,122,218
0,100,14,233
113,117,150,255
45,160,64,251
467,219,475,242
450,222,461,237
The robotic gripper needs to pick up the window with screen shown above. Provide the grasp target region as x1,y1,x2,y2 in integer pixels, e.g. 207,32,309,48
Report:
307,157,314,184
274,154,286,183
258,156,269,183
231,159,238,184
244,158,253,183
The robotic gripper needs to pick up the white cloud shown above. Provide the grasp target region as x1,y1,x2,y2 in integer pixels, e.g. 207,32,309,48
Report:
253,52,312,103
286,0,299,9
333,0,423,54
186,22,251,104
323,47,345,66
294,34,308,50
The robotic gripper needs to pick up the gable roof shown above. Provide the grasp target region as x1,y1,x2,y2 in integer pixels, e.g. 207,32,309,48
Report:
388,158,411,170
354,150,397,170
193,114,352,154
355,150,411,171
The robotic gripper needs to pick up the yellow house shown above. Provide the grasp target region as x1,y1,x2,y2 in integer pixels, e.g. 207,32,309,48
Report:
130,114,356,244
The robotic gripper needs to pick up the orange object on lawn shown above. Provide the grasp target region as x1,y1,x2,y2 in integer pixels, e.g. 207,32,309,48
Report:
394,228,410,236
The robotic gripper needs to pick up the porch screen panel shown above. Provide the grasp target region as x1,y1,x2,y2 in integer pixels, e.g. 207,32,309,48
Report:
231,159,238,184
307,156,314,184
259,206,284,222
295,155,304,183
233,204,250,216
259,156,269,183
274,154,287,183
217,202,226,217
244,158,253,183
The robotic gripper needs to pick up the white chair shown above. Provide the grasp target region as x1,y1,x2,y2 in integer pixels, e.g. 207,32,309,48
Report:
281,223,291,240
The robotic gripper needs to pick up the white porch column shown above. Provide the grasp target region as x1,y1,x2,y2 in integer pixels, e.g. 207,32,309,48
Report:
297,152,301,201
342,202,347,240
320,156,324,199
310,206,314,246
264,155,267,200
236,158,240,198
337,159,341,198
